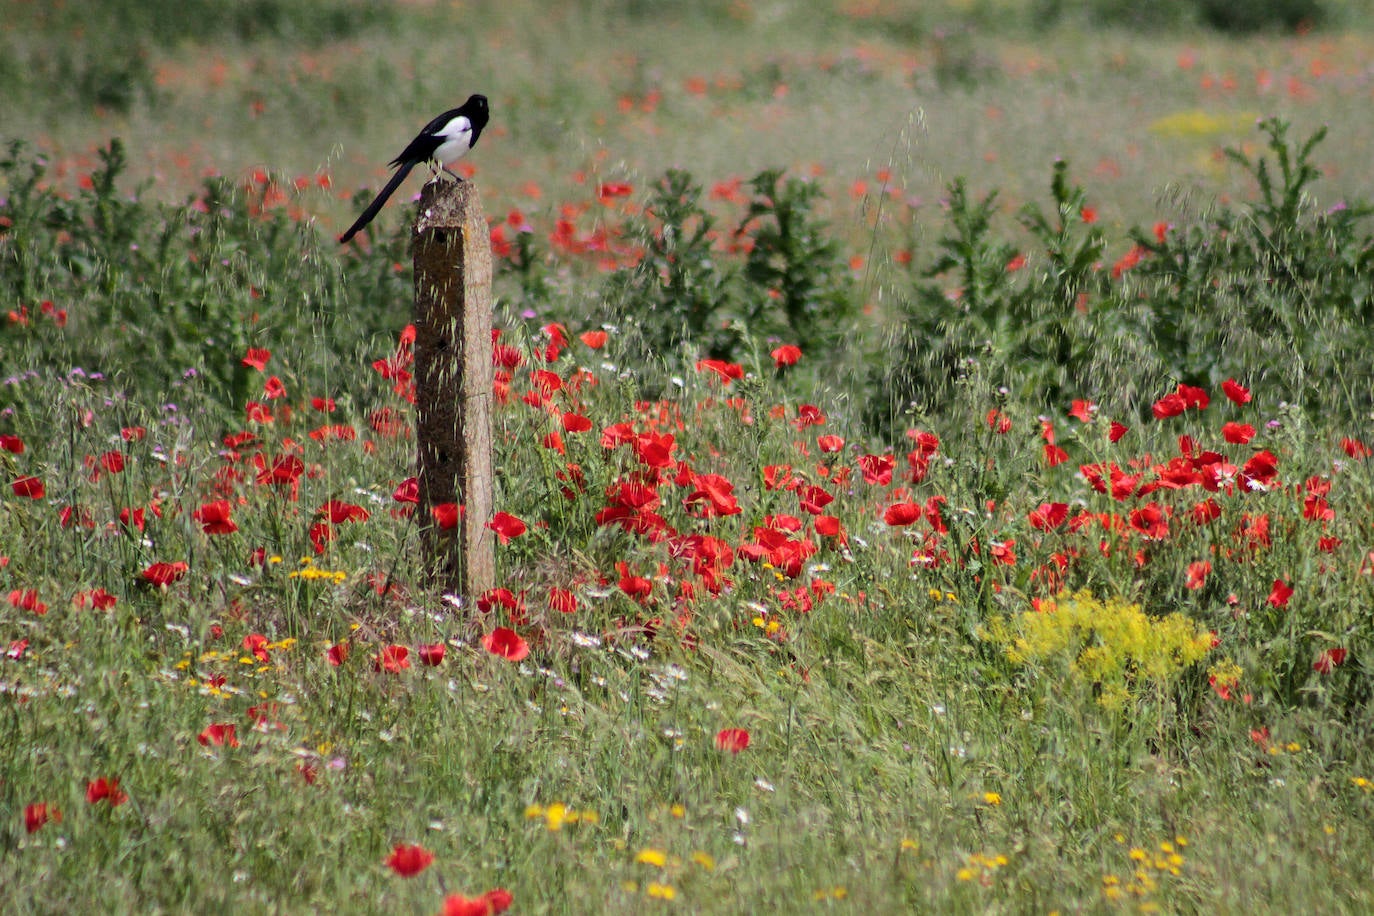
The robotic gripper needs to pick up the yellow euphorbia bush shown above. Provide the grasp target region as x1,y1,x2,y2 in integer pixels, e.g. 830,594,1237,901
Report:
985,590,1214,711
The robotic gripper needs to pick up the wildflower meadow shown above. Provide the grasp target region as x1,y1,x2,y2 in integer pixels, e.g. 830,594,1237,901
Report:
4,1,1374,912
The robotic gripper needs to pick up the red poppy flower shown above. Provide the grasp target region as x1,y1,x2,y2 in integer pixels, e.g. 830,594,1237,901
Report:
695,359,744,384
817,434,845,453
375,645,411,673
1108,421,1129,443
86,777,128,806
1221,422,1255,444
198,723,240,748
25,802,60,833
99,451,126,474
1313,647,1349,674
561,412,593,433
1341,437,1372,459
1068,399,1096,422
263,376,287,399
487,511,527,544
393,477,420,503
7,638,29,659
418,643,447,666
1185,560,1211,590
441,889,513,916
12,476,44,499
0,434,24,454
1151,393,1187,419
432,502,462,530
481,627,529,662
242,348,271,370
1267,579,1294,608
327,642,350,666
244,633,270,662
770,344,802,368
9,589,47,615
193,500,239,535
1028,502,1068,530
579,329,608,349
142,561,189,587
548,586,579,614
715,728,751,754
1221,378,1251,405
884,501,921,526
386,843,435,877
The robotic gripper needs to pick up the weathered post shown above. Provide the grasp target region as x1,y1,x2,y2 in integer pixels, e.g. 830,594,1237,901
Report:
412,179,495,601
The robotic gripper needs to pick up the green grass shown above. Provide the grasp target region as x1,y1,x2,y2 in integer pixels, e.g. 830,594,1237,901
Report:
5,2,1374,913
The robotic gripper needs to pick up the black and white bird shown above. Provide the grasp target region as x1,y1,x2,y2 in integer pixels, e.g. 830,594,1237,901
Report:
339,93,490,244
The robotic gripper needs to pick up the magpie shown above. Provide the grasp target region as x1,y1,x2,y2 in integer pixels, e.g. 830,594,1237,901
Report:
338,93,489,244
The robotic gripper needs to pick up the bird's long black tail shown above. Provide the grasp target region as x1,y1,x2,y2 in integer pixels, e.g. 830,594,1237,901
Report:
338,161,416,244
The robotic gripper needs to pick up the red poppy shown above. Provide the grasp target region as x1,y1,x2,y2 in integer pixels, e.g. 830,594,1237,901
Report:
1028,502,1068,530
884,501,921,526
0,434,24,454
715,728,751,753
242,348,271,370
432,503,462,530
817,434,845,453
770,344,802,368
561,412,593,433
1108,421,1129,443
1267,579,1294,608
418,643,447,666
1151,393,1187,419
487,511,527,545
375,645,411,673
441,889,513,916
142,561,189,587
263,376,286,399
12,476,44,499
1221,378,1251,405
244,633,270,662
8,589,47,615
197,723,240,748
1068,400,1096,422
25,802,60,833
99,451,126,474
695,359,744,384
193,500,239,535
1341,437,1371,459
1185,560,1211,590
393,477,420,503
1313,647,1349,674
1221,422,1255,444
859,454,895,486
327,642,350,666
86,777,128,806
548,586,579,614
386,843,435,877
579,329,608,349
481,627,529,662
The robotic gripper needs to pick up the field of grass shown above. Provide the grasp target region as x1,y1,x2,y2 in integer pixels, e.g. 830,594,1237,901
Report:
5,1,1374,913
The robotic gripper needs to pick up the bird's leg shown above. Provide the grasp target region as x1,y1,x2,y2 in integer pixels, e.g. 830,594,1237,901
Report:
441,165,465,183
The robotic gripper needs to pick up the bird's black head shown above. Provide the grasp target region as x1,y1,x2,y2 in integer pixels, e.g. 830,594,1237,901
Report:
462,94,490,131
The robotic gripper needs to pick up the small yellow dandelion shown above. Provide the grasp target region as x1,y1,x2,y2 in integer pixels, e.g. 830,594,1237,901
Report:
635,848,668,868
646,882,676,900
691,851,715,871
956,867,976,882
669,804,686,819
982,791,1002,806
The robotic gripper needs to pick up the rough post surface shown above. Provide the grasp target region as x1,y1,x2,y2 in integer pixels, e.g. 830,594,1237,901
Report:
412,178,495,602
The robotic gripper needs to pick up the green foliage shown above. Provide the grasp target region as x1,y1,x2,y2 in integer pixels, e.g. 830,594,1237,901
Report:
0,140,402,416
1196,0,1325,32
604,169,737,359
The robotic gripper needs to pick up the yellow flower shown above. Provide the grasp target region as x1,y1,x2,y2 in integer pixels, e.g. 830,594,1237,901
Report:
646,882,676,900
691,851,715,871
669,804,686,818
956,867,976,882
635,848,668,868
982,791,1001,806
